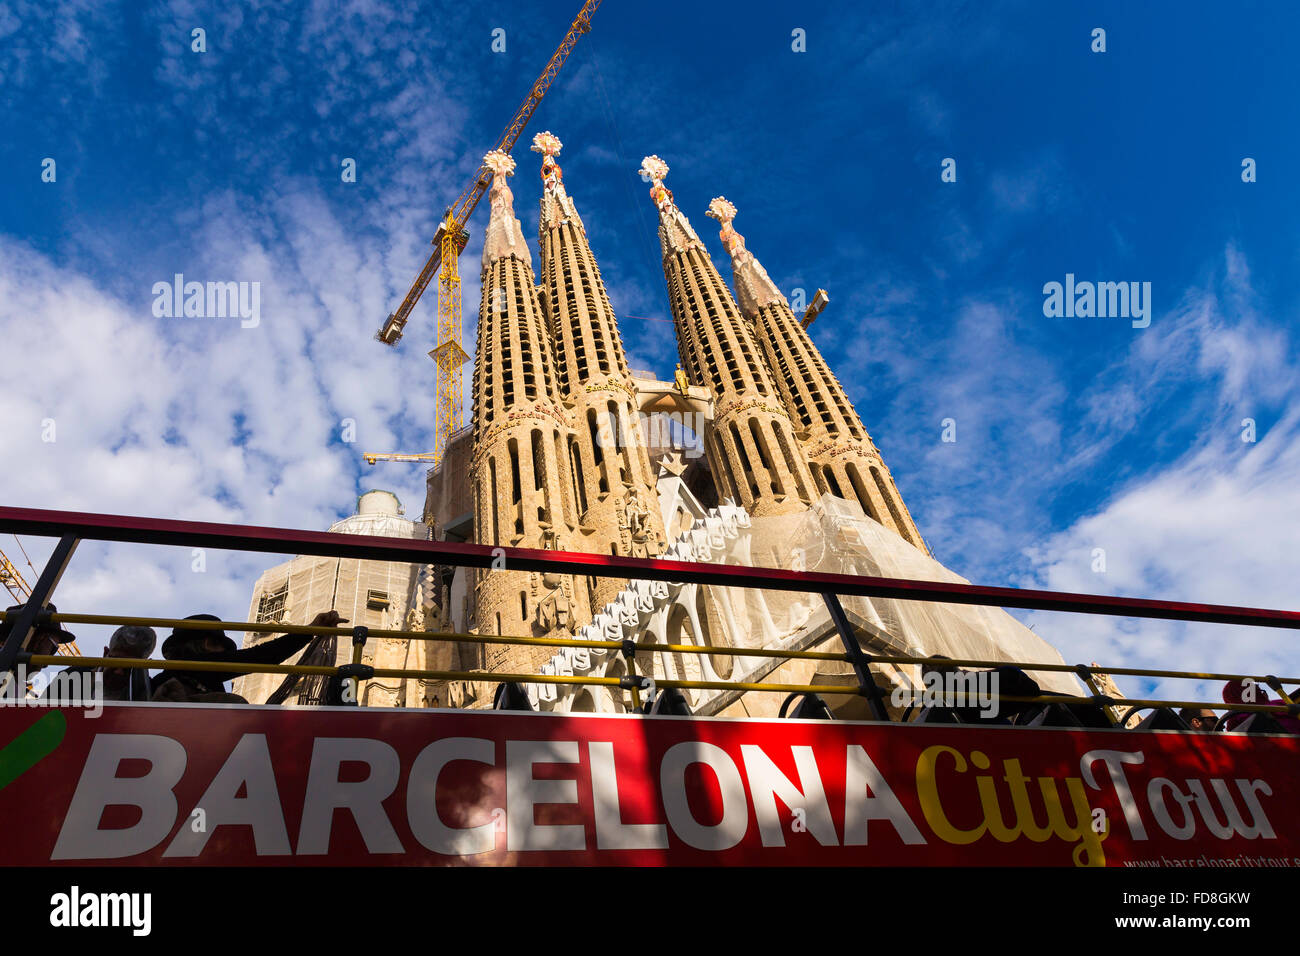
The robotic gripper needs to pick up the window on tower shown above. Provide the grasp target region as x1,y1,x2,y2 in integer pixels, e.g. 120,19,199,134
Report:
255,582,288,624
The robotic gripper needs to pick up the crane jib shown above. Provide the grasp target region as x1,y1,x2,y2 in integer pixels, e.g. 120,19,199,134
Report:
377,0,601,350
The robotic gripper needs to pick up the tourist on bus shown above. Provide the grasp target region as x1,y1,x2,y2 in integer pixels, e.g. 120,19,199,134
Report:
1221,679,1300,733
100,625,157,701
151,609,347,703
0,602,77,674
36,623,157,704
1178,707,1219,732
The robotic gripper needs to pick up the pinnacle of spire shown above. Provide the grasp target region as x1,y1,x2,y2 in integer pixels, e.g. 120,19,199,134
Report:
532,131,584,233
532,130,563,161
706,196,788,315
481,149,532,270
639,155,703,256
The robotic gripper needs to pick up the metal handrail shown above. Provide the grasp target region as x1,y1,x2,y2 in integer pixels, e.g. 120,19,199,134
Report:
6,609,1299,723
2,506,1298,723
18,654,1300,718
6,610,1299,687
2,506,1299,629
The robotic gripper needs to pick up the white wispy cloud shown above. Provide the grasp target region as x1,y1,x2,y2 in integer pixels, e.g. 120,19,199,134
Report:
0,183,442,650
1021,403,1300,704
1016,245,1300,702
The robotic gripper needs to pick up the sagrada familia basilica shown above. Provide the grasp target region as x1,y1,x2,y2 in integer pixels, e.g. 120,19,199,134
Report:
237,133,1078,716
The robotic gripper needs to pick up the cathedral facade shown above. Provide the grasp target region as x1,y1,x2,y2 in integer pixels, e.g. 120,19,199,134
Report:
239,134,1079,715
438,137,1075,716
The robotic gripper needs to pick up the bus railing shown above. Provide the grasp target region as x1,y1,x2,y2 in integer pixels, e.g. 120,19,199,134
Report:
1,506,1298,725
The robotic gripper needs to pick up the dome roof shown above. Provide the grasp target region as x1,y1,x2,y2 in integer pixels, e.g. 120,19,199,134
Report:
356,490,403,517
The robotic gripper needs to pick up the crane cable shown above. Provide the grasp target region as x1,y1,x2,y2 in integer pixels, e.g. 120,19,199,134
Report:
12,535,35,577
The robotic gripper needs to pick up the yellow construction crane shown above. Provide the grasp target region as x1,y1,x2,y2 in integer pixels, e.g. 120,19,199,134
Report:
0,547,31,604
1,540,81,657
366,0,604,469
362,450,445,466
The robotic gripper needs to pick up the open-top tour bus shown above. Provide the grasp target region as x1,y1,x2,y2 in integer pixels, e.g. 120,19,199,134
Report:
2,506,1296,868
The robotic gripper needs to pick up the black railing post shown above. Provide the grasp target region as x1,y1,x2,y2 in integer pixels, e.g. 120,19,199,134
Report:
823,591,890,721
0,534,80,675
345,626,370,706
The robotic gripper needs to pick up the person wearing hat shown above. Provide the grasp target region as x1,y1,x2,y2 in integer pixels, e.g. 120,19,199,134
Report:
35,623,158,705
100,625,158,701
1,603,78,675
150,609,346,703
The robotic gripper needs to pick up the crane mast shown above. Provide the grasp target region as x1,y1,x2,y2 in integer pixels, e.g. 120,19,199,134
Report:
2,543,81,657
368,0,603,469
0,548,30,603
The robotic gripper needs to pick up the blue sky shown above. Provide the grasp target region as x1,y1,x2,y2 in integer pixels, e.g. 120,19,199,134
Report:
2,0,1299,699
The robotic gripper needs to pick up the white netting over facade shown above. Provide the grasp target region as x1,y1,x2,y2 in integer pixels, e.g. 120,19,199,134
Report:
769,496,1082,696
531,486,1081,717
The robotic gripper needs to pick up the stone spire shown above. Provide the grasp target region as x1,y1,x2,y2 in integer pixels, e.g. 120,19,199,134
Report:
481,150,531,270
534,133,665,614
532,130,586,235
642,156,815,517
705,197,786,316
467,150,590,699
643,155,705,258
707,196,927,552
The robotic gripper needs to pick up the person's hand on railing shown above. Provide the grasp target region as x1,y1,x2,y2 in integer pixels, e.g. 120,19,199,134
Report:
308,610,349,630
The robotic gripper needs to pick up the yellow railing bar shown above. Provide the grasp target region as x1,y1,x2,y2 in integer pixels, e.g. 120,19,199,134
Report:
12,611,1300,719
3,611,852,663
988,694,1296,716
22,655,1300,714
12,610,1300,688
22,655,864,697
